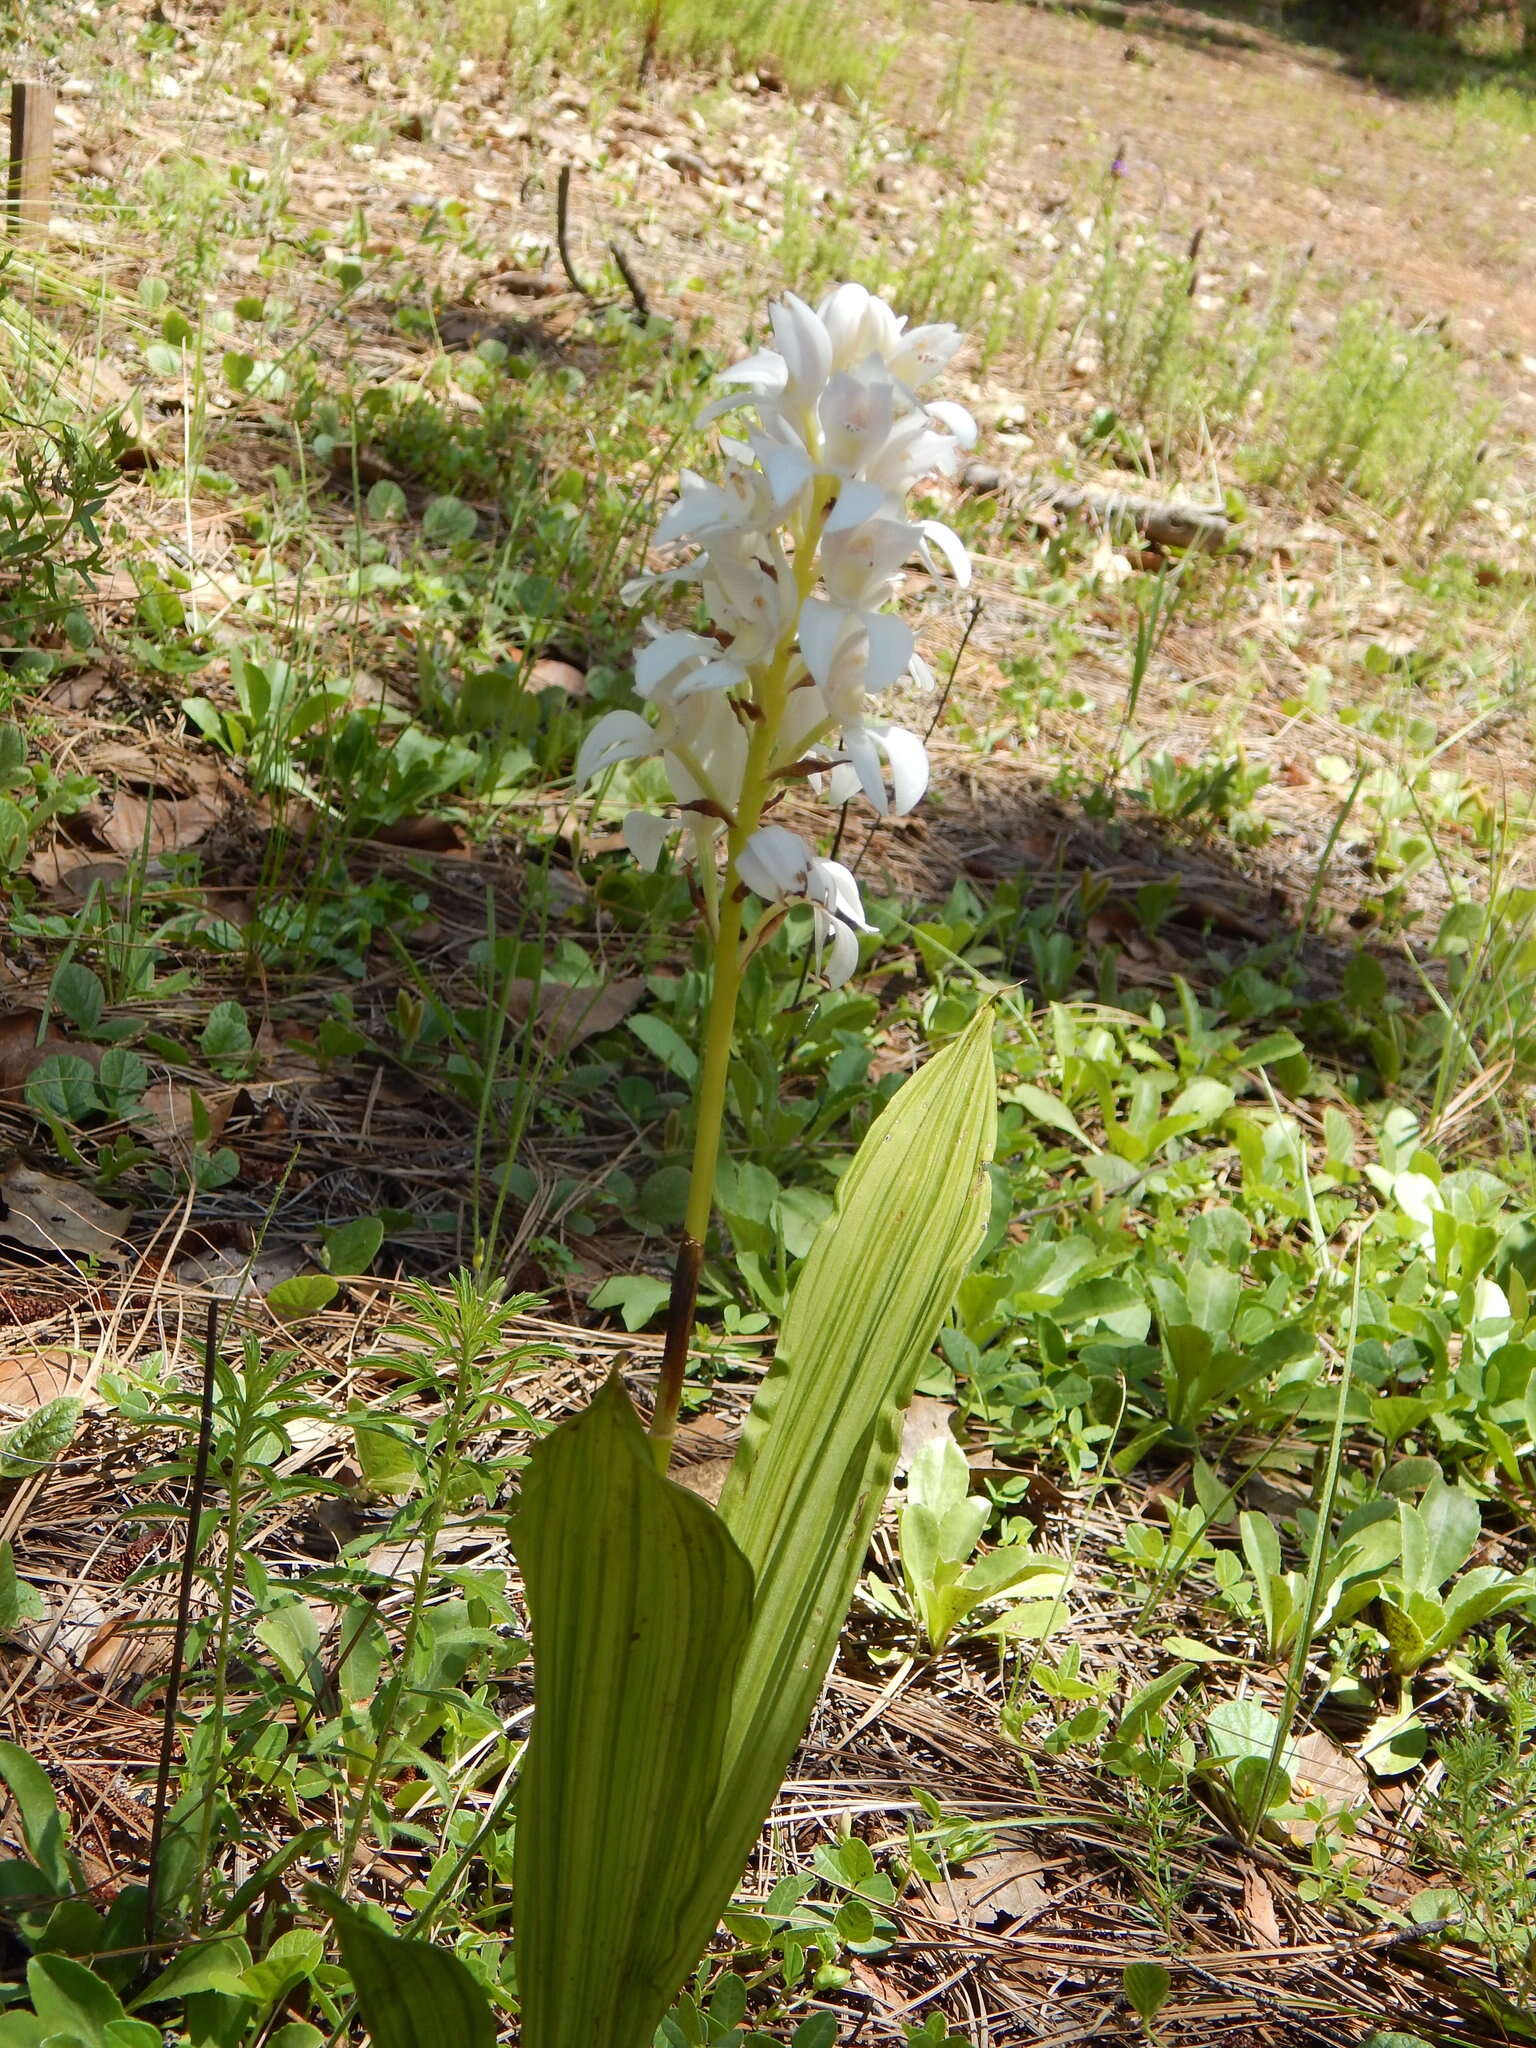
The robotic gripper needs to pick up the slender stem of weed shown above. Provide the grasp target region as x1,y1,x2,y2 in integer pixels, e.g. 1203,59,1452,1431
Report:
1288,762,1366,969
1246,1250,1360,1840
336,1300,484,1887
554,165,592,299
145,1300,218,1951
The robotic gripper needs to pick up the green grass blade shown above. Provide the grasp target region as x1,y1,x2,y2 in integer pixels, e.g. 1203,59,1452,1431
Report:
511,1373,754,2048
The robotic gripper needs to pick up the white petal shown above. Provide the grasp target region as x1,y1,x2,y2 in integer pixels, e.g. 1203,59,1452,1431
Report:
817,281,874,359
808,855,874,932
908,650,936,693
575,710,657,785
815,908,861,988
622,810,673,871
673,656,747,699
920,519,972,588
769,292,833,400
862,610,916,695
754,435,814,512
736,823,811,902
714,346,789,393
872,721,929,814
827,760,861,805
842,723,888,814
824,478,895,534
634,629,711,697
796,597,852,692
926,398,978,449
888,322,963,388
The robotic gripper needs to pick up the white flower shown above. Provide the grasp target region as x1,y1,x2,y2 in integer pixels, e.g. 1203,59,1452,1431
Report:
577,279,981,986
736,824,875,988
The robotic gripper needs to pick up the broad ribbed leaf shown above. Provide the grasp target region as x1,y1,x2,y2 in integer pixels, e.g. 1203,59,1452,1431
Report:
512,1373,753,2048
706,1003,995,1895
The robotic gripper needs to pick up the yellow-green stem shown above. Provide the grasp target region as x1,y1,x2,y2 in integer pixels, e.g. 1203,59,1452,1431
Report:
650,488,832,1470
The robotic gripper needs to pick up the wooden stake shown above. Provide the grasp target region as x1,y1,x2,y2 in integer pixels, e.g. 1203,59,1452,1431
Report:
7,82,55,242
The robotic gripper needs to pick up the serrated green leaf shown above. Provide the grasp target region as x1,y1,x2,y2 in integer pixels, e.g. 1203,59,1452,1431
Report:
350,1409,421,1497
25,1055,100,1123
49,964,104,1035
200,1001,253,1064
588,1274,673,1332
421,495,478,545
0,1398,84,1479
511,1374,753,2048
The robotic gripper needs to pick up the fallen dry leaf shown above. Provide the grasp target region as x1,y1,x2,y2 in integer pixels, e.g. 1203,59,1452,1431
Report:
0,1013,105,1104
1242,1865,1283,1946
371,814,469,853
930,1848,1050,1928
898,1394,958,1476
0,1348,81,1408
25,845,129,898
43,668,111,711
1279,1728,1371,1845
672,1456,732,1506
101,790,222,856
505,977,645,1056
88,741,178,786
528,657,586,697
138,1079,239,1156
0,1159,129,1261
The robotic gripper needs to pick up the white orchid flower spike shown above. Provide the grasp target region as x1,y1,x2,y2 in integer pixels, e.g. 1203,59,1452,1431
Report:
576,280,975,986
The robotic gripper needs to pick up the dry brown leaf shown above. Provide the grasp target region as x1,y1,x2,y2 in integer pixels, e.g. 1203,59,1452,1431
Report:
43,668,111,711
672,1456,732,1506
25,845,129,898
0,1348,80,1408
0,1159,129,1260
930,1848,1050,1928
505,977,645,1055
102,790,222,855
0,1013,104,1104
138,1080,238,1155
371,814,469,853
897,1394,958,1476
1242,1865,1283,1946
528,657,586,697
88,741,179,786
1279,1728,1371,1845
0,1013,49,1097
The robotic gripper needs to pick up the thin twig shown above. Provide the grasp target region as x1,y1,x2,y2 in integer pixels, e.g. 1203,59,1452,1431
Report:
608,238,651,322
554,166,592,299
144,1299,219,1951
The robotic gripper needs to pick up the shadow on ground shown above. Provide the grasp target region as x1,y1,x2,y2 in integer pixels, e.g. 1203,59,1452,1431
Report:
1031,0,1536,105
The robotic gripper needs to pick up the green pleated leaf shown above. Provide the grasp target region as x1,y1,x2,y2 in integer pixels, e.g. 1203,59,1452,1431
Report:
705,1003,996,1900
512,1373,754,2048
326,1898,496,2048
